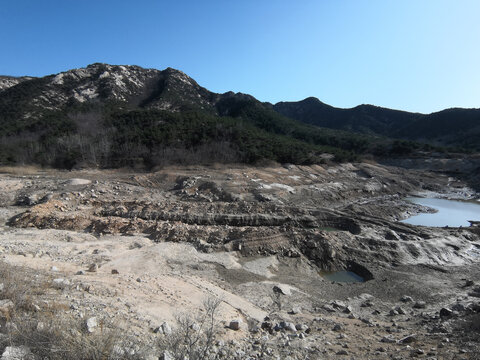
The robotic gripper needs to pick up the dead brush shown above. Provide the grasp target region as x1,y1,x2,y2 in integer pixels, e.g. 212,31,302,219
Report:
158,296,232,360
8,314,142,360
0,165,42,176
0,261,145,359
0,261,44,314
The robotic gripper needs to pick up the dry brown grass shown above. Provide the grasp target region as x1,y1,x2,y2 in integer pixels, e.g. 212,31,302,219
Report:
9,315,141,360
0,260,227,359
0,261,145,359
0,261,45,315
0,165,44,176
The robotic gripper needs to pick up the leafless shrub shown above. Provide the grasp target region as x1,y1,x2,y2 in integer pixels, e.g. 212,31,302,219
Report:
159,296,230,360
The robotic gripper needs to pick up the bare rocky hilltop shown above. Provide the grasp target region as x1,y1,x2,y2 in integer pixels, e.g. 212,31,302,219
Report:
0,161,479,359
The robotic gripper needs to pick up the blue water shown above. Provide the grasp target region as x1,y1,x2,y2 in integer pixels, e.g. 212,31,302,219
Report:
401,197,480,227
321,270,365,283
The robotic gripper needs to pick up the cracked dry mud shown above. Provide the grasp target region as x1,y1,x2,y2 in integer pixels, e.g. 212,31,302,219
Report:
0,161,479,359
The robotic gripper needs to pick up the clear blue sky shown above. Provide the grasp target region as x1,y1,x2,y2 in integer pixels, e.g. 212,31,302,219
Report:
1,0,479,113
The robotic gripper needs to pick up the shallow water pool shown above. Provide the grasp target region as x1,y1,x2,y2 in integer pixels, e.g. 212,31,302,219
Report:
401,197,480,227
321,270,365,283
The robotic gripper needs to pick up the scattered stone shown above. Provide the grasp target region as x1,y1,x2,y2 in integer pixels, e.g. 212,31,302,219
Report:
272,284,291,296
398,334,417,344
331,300,347,310
85,317,98,333
467,302,480,312
395,306,406,315
389,309,398,316
87,263,98,273
295,324,308,331
360,317,372,325
358,293,374,300
361,301,374,307
129,242,143,250
160,322,172,335
75,270,85,275
336,350,348,355
229,319,242,331
50,266,59,272
381,335,396,343
413,301,426,309
401,295,414,303
190,323,200,331
261,321,272,331
290,306,301,314
52,278,70,289
467,286,480,298
111,269,119,274
322,304,336,312
154,322,172,335
440,308,453,317
1,346,35,360
248,321,260,333
451,303,466,312
159,351,173,360
284,322,297,332
332,324,342,332
385,230,401,240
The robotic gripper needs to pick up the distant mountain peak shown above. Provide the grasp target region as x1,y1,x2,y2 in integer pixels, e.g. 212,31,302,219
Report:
1,63,479,160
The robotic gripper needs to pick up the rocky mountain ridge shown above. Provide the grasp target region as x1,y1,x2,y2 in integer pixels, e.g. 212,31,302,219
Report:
0,63,220,118
1,63,479,170
0,63,380,168
274,97,480,150
4,63,480,142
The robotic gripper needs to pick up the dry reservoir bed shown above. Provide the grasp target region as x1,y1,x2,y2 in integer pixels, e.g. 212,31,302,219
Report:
0,163,479,359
